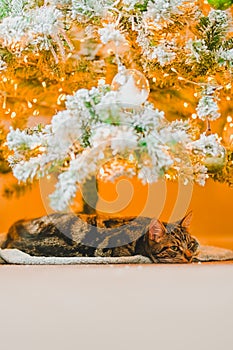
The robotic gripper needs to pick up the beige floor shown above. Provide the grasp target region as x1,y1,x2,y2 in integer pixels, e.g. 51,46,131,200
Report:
0,263,232,350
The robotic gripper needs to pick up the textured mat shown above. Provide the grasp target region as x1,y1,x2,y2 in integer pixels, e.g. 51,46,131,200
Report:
0,249,151,264
0,245,233,264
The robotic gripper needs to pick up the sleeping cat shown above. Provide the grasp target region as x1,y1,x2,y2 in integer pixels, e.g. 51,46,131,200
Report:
1,211,199,263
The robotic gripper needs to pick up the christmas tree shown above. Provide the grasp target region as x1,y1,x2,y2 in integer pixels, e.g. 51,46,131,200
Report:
1,0,233,214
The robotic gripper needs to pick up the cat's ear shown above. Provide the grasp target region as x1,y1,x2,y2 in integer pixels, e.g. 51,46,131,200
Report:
180,211,192,229
148,219,166,242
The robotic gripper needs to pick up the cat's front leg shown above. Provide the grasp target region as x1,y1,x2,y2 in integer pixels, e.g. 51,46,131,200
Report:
111,243,137,257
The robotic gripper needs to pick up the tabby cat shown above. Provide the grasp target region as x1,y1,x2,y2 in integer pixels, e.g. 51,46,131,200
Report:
1,211,199,263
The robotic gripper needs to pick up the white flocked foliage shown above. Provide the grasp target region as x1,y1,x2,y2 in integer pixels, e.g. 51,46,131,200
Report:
2,0,231,209
7,81,220,210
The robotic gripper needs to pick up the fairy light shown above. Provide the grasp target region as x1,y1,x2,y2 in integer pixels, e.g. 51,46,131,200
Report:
39,146,46,152
27,101,33,108
2,98,6,109
98,78,105,86
99,167,105,177
2,77,7,83
33,98,37,103
9,42,20,52
33,110,39,116
183,102,188,108
128,154,134,162
226,96,231,101
11,112,16,119
57,93,66,105
42,81,47,88
192,113,197,119
223,118,233,146
14,83,18,91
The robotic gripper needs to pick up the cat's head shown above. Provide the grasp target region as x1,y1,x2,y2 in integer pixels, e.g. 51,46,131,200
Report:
145,212,199,263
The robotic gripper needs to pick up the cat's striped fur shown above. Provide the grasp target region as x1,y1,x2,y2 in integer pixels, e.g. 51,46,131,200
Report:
1,212,199,263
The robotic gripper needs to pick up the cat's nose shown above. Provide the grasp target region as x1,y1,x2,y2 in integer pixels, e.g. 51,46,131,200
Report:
184,250,192,261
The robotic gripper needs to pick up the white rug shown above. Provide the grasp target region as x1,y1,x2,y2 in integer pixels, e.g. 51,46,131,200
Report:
0,249,151,264
0,245,233,264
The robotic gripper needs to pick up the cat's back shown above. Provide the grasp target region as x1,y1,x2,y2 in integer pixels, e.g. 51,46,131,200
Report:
1,213,151,256
1,213,90,256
